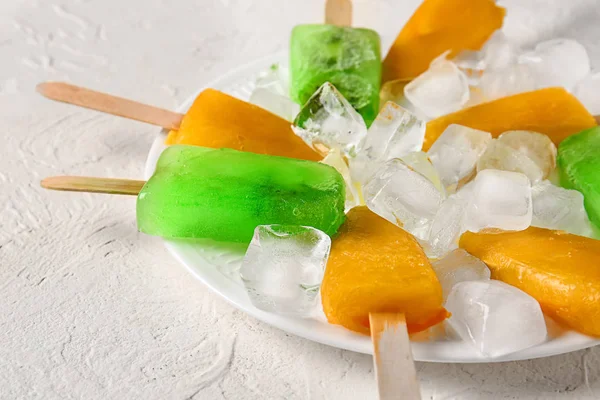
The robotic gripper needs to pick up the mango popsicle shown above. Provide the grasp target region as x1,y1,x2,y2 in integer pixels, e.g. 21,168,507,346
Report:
321,207,447,334
165,89,320,161
383,0,505,83
137,145,346,243
460,227,600,337
290,25,382,126
424,88,597,150
557,127,600,229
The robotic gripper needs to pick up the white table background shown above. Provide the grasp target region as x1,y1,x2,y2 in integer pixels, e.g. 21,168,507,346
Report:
1,0,600,398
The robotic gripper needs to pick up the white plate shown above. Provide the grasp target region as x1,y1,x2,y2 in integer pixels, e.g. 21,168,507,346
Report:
144,51,600,363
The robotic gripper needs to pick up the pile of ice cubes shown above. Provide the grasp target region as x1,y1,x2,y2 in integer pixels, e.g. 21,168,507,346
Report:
389,31,600,117
238,32,598,358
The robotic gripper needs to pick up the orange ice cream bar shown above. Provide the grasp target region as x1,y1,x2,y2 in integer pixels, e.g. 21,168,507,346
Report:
166,89,320,161
321,207,448,335
383,0,505,82
460,227,600,337
424,88,597,150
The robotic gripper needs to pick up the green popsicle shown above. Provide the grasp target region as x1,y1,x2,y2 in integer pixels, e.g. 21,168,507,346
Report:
137,145,346,243
557,126,600,229
290,24,381,126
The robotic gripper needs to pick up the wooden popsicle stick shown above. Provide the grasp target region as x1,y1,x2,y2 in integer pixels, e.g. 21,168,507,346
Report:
594,115,600,125
369,313,422,400
41,176,145,196
36,82,183,130
325,0,352,26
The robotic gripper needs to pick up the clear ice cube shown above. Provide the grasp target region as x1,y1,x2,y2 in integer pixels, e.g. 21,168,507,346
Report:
249,87,300,122
497,130,557,179
477,140,544,184
452,31,517,87
401,151,445,195
240,225,331,316
456,179,475,199
518,39,591,91
531,180,595,237
321,148,360,210
446,280,547,357
365,102,426,157
465,169,532,232
428,195,468,258
465,86,487,108
432,249,491,299
427,124,492,193
574,72,600,115
452,50,484,86
364,158,445,240
293,82,367,157
350,102,426,184
453,50,485,73
404,58,470,118
481,30,518,71
479,63,537,101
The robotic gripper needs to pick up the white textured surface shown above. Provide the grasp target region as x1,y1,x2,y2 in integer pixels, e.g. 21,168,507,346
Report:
1,0,600,398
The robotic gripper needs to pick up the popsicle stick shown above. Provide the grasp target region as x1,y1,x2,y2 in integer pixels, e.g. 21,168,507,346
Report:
41,176,145,196
325,0,352,26
36,82,183,130
369,313,421,400
594,115,600,125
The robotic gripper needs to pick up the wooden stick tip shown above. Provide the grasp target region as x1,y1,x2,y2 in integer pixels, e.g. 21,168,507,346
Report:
36,81,70,96
40,176,60,189
36,82,48,94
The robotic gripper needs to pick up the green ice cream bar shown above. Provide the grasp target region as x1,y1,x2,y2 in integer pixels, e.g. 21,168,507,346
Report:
557,126,600,229
290,24,382,126
137,145,346,243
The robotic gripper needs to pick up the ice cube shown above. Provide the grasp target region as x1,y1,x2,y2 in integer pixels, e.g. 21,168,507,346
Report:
465,86,487,108
519,39,591,91
452,50,484,86
453,31,518,84
249,87,300,121
453,50,485,73
321,148,360,210
432,249,491,299
498,130,557,179
574,72,600,115
350,102,426,184
365,102,426,156
477,140,544,184
404,58,470,118
456,179,475,199
427,124,493,193
293,82,367,157
446,280,547,357
479,63,536,101
364,158,445,240
428,195,468,258
240,225,331,316
401,151,445,195
465,169,532,232
255,63,289,96
531,180,595,237
452,31,517,87
481,30,518,70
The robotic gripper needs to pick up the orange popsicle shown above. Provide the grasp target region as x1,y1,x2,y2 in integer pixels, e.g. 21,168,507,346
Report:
460,227,600,337
383,0,505,82
321,207,448,334
166,89,320,161
424,88,597,150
